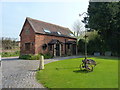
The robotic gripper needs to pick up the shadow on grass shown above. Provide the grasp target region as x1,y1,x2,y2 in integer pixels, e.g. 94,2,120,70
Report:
73,70,92,73
55,67,79,70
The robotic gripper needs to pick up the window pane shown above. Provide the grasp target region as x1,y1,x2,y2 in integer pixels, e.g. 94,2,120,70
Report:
44,29,51,33
57,32,61,35
25,29,30,34
69,33,74,36
25,43,30,50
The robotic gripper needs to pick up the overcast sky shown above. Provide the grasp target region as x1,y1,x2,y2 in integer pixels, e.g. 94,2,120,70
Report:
1,0,89,40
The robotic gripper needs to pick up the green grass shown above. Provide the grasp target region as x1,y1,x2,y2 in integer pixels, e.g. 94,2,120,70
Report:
36,57,118,88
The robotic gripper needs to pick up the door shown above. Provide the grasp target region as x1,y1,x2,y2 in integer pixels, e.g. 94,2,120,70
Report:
72,44,76,55
56,44,60,56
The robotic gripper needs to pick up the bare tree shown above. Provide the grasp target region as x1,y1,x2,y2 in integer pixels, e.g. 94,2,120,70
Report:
72,20,84,42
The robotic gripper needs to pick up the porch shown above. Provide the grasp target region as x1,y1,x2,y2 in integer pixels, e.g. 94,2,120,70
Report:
48,39,77,57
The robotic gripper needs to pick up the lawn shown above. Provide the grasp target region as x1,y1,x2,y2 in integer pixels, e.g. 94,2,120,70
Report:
36,57,118,88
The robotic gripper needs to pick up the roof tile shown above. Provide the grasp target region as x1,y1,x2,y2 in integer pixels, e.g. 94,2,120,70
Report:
27,17,76,38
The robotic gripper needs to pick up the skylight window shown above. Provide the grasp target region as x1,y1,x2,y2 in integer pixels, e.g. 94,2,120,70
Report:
44,29,51,33
69,33,74,36
57,32,61,35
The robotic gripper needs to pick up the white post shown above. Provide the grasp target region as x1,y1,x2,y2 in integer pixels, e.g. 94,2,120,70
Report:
54,44,56,57
59,44,61,56
39,55,44,70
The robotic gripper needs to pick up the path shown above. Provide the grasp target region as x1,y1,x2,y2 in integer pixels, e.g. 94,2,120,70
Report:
1,56,82,88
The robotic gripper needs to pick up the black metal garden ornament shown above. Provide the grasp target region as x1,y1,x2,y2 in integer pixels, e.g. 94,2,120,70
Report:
79,12,97,72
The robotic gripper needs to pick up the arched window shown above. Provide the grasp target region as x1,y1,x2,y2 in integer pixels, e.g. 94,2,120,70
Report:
42,44,47,50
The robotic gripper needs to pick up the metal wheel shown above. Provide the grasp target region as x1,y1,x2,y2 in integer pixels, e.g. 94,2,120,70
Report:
80,63,85,71
85,64,93,72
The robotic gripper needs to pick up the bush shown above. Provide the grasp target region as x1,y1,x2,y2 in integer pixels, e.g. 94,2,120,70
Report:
78,39,85,54
14,51,20,55
78,31,105,55
19,54,40,60
1,51,20,57
19,54,32,60
87,36,103,55
40,53,53,59
30,54,40,60
19,53,53,60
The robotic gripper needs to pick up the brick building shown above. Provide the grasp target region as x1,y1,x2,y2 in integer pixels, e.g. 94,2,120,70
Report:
20,17,77,57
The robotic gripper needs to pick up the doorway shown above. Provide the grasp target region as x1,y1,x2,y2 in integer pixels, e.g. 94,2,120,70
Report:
56,44,60,56
72,44,76,55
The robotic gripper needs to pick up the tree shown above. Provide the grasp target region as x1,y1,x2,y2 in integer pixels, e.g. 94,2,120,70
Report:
2,37,18,50
87,33,103,55
78,39,85,54
78,30,104,55
72,20,84,43
87,2,120,56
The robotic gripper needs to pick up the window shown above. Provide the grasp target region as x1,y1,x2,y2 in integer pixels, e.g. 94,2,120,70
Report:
31,42,34,46
44,29,51,33
25,29,30,34
57,32,61,35
42,44,47,50
69,33,74,36
25,43,30,50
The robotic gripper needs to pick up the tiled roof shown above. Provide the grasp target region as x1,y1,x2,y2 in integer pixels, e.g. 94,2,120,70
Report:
26,17,76,39
48,39,63,44
66,41,76,44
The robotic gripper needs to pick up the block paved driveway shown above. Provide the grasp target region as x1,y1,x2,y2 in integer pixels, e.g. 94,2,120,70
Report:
1,56,82,88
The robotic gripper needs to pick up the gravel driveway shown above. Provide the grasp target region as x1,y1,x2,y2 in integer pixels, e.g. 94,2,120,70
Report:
1,56,82,88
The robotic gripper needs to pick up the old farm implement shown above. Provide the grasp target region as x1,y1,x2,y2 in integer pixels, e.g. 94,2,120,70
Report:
80,59,96,72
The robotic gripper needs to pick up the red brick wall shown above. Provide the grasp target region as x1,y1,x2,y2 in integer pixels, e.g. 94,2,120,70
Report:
20,20,77,56
35,34,76,55
20,20,35,55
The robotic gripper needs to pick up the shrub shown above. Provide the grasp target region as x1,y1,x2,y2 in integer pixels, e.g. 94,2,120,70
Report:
78,39,85,54
87,36,103,55
19,54,32,60
78,31,105,55
1,51,20,57
15,51,20,55
30,54,40,60
19,54,40,60
40,53,53,59
19,53,53,60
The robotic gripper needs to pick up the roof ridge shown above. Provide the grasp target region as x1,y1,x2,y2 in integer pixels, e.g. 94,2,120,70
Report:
25,17,76,39
26,17,69,30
